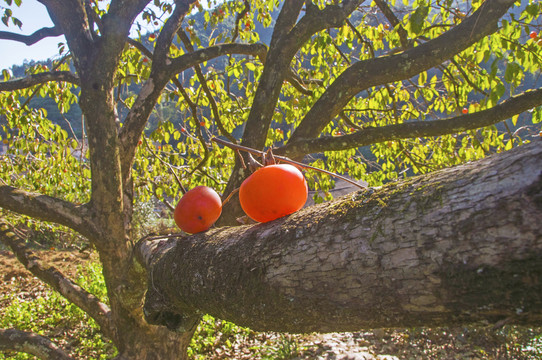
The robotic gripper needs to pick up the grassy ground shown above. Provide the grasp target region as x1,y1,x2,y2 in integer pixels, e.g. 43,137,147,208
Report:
1,249,541,359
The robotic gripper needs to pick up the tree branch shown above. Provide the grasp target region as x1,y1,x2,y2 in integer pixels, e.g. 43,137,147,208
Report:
106,0,150,29
0,328,74,360
0,186,99,241
0,220,113,338
37,0,95,66
219,1,365,225
151,0,195,67
288,0,516,145
242,0,364,151
137,139,542,332
290,0,364,46
374,0,409,48
118,42,268,183
230,0,250,42
268,0,304,50
127,37,153,58
0,71,79,91
238,0,306,154
278,87,542,157
285,68,323,95
168,43,268,75
0,25,63,45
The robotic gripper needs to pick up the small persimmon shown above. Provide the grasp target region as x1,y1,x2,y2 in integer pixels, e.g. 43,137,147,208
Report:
174,186,222,233
239,164,308,223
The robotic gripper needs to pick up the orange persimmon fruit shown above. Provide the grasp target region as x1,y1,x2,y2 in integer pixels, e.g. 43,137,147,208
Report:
239,164,308,223
174,186,222,233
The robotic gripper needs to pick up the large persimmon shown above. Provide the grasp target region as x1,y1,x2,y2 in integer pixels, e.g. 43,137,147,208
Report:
239,164,308,223
174,186,222,233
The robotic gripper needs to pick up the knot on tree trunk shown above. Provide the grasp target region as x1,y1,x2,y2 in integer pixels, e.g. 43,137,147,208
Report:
136,236,201,331
143,287,200,332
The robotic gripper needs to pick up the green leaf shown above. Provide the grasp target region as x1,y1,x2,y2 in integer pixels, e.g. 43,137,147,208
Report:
408,5,429,35
2,69,11,80
533,106,542,124
245,62,256,71
504,62,520,84
525,4,539,17
418,71,427,86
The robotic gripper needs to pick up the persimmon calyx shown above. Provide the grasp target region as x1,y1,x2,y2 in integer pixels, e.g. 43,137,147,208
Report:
246,153,264,173
262,148,276,166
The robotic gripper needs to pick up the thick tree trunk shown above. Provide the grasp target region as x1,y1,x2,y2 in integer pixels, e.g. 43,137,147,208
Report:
111,324,196,360
99,253,198,360
137,140,542,333
75,72,196,360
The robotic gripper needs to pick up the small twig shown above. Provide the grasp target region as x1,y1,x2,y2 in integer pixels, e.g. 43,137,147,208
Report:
143,137,187,194
231,0,250,43
346,19,374,58
212,137,367,190
236,150,247,169
285,68,315,96
449,57,489,96
60,113,79,141
339,111,363,131
327,29,351,65
503,120,515,146
172,76,210,174
194,168,224,186
149,179,176,212
177,29,237,144
222,187,239,206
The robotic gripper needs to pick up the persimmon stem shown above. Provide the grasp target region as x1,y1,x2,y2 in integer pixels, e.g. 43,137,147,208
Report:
211,137,367,190
236,150,246,169
222,187,240,206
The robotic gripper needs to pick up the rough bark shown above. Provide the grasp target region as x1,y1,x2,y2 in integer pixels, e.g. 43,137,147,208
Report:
0,329,74,360
1,1,539,358
108,326,196,360
138,139,542,333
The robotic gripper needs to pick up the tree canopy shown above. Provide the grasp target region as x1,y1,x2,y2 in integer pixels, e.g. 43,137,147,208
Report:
0,0,541,359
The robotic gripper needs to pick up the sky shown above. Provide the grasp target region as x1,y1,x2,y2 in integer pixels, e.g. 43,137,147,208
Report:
0,1,213,71
0,1,64,70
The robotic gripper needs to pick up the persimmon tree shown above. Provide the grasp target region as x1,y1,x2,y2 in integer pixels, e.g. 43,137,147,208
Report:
0,0,541,359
